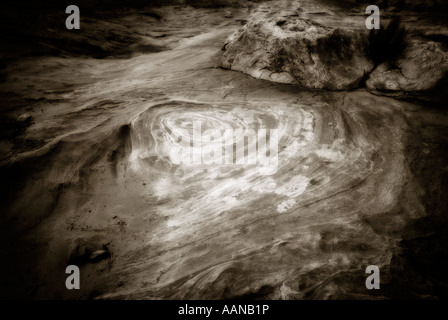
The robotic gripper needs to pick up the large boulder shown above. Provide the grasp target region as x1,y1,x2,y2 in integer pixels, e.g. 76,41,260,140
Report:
221,12,374,90
366,39,448,93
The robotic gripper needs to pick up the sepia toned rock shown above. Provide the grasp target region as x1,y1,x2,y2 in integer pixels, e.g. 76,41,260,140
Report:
1,0,448,301
221,9,374,90
367,39,448,93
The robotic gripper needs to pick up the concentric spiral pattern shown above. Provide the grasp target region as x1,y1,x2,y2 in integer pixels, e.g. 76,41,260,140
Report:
117,94,421,299
3,0,447,301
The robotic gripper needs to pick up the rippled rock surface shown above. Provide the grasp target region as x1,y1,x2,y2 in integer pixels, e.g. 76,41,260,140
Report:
1,0,448,300
118,93,426,299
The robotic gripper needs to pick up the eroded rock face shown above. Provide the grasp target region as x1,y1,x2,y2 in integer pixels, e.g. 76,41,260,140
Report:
366,39,448,93
221,12,374,90
221,1,448,93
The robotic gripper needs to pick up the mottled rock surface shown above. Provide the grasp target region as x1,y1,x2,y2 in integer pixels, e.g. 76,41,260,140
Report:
367,39,448,93
221,6,373,89
222,0,448,93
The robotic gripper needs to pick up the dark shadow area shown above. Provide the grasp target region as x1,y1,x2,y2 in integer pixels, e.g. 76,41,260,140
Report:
0,1,169,60
367,17,408,67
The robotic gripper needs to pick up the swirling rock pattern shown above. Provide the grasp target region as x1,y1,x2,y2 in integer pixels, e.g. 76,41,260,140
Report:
1,0,447,300
98,92,424,299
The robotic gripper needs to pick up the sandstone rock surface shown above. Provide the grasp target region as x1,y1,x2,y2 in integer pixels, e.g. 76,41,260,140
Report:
222,11,374,90
366,39,448,93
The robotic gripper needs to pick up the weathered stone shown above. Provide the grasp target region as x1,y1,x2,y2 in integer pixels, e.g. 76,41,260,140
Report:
221,12,374,90
366,39,448,93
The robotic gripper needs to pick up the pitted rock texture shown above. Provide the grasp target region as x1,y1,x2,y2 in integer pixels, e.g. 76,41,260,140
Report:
366,39,448,93
221,11,374,90
221,1,448,93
